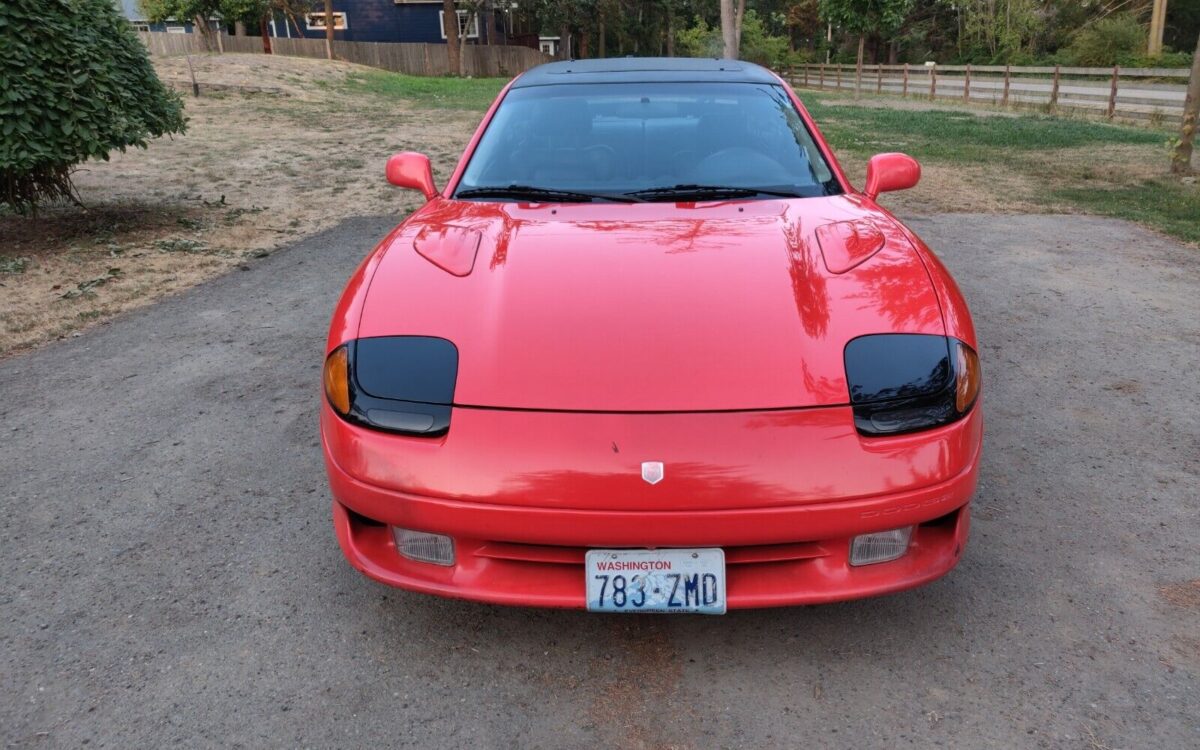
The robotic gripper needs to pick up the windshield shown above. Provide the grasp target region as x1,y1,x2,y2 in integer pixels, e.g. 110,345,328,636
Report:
454,82,841,202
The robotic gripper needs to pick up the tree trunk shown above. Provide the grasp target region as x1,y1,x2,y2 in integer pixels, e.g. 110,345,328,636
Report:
485,4,498,45
442,0,461,75
579,26,590,58
888,38,899,65
234,21,245,36
259,15,272,54
734,0,746,52
719,0,736,59
323,0,334,60
1171,31,1200,174
560,23,570,59
458,11,474,75
193,15,212,52
855,34,865,97
666,4,674,57
598,13,606,58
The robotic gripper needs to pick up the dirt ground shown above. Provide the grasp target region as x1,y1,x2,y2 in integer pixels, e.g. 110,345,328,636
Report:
0,55,478,357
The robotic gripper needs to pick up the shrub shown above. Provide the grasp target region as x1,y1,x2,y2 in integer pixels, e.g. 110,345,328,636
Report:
1063,13,1146,67
675,11,793,69
0,0,186,213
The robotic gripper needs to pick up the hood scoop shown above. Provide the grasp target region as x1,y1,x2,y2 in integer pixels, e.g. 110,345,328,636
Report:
414,224,481,277
815,219,885,274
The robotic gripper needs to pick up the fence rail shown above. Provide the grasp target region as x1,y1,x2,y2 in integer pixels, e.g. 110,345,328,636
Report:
138,31,547,78
784,62,1190,124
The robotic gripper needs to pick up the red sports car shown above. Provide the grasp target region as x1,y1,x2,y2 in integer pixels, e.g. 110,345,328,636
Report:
321,58,981,613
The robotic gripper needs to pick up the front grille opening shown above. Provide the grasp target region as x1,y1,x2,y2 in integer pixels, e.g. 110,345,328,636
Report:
919,507,961,530
345,507,386,528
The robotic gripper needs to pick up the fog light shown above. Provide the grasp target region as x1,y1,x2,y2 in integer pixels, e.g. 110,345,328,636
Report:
392,528,455,566
849,527,912,566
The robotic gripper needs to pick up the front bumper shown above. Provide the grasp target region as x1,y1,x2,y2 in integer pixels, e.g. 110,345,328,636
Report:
324,405,980,609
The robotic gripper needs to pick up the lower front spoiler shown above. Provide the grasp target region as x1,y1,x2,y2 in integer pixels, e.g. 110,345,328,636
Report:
328,458,976,610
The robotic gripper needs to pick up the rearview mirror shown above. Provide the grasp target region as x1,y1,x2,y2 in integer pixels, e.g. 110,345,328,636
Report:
386,152,438,201
863,153,921,200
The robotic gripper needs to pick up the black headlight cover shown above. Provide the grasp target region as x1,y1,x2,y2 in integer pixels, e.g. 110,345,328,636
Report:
338,336,459,436
844,334,977,436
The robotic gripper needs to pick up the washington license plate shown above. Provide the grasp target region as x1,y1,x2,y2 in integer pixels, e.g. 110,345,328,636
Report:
585,548,726,614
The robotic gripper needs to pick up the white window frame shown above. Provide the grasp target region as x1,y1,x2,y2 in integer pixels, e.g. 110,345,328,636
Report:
439,10,480,40
305,12,348,31
165,24,187,34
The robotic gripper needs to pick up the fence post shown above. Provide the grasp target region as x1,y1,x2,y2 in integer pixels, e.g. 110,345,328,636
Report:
819,64,824,90
855,59,862,95
422,44,432,76
1107,65,1119,119
836,64,842,92
876,64,882,94
803,64,809,88
930,64,937,100
964,64,971,102
903,63,909,97
1050,64,1061,111
1002,64,1010,106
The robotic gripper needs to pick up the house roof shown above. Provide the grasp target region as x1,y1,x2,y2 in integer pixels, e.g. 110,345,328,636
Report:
511,57,779,88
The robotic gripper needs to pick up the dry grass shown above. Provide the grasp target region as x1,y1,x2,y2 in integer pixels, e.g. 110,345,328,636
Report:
3,56,1193,356
0,54,482,357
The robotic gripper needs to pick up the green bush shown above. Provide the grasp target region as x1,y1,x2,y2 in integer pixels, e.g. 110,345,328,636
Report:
0,0,186,213
675,11,793,69
1063,13,1146,66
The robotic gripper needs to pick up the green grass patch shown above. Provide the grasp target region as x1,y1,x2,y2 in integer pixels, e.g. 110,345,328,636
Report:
1053,181,1200,245
343,70,508,111
802,97,1197,244
802,98,1164,163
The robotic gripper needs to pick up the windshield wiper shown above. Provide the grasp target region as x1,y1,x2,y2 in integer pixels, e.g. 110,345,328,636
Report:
625,184,806,201
456,184,642,203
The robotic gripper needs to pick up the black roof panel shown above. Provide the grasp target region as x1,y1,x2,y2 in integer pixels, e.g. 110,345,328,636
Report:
511,57,780,88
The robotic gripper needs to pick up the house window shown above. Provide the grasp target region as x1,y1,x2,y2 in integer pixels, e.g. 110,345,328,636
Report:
166,24,187,34
439,10,480,40
132,22,150,33
305,12,348,31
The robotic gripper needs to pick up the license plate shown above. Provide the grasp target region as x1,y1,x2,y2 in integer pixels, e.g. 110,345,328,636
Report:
585,548,726,614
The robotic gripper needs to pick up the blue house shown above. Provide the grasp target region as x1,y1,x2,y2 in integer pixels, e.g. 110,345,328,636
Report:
286,0,510,45
115,0,522,47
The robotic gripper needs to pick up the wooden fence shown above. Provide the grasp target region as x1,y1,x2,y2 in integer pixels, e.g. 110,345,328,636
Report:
138,31,547,78
784,63,1191,124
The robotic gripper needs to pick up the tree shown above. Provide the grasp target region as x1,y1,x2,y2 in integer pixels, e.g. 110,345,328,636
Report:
319,0,333,58
819,0,913,72
1172,30,1200,174
140,0,222,51
720,0,747,58
443,0,461,74
1,0,186,213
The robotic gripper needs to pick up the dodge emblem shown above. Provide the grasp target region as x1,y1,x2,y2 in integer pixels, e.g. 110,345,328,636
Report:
641,461,664,485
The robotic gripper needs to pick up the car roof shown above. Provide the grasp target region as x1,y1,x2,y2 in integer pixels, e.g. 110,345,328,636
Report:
510,57,780,88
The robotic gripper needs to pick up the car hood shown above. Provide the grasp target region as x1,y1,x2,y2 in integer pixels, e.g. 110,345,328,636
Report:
357,196,944,412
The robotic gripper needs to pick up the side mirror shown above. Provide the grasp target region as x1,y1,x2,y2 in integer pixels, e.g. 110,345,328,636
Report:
863,153,921,200
386,152,439,201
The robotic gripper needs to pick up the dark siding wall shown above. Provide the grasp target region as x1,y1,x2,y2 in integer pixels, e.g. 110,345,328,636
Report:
293,0,503,44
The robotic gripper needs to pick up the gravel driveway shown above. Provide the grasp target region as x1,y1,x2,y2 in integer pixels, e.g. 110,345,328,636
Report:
1,213,1196,749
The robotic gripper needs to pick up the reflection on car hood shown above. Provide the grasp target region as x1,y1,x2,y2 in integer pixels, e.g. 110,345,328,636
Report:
357,196,944,411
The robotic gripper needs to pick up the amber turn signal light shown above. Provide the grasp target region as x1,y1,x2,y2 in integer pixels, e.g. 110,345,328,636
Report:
323,345,351,416
954,341,981,413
